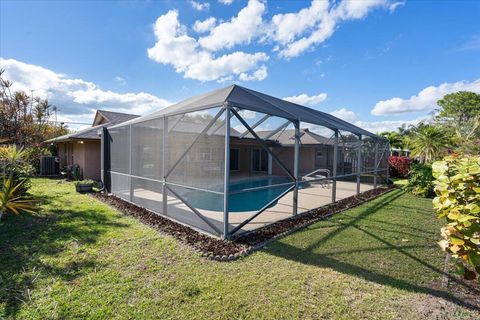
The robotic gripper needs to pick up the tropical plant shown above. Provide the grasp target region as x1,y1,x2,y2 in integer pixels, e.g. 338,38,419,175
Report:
72,164,82,181
0,145,34,193
407,124,450,163
432,155,480,281
404,163,435,198
436,91,480,155
0,175,37,220
380,131,405,150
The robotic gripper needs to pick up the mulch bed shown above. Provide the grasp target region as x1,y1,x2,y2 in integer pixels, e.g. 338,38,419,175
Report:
92,185,397,261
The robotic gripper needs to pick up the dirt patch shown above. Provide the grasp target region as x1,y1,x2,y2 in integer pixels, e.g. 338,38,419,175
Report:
92,185,396,261
411,278,480,318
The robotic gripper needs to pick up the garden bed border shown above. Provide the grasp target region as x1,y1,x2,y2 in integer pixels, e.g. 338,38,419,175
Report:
92,185,397,261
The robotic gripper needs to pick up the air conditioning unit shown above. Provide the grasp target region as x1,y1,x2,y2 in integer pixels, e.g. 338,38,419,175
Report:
40,156,59,176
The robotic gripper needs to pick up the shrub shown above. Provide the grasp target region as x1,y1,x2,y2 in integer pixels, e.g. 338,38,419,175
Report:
404,163,435,198
388,156,411,178
74,179,95,186
0,175,37,220
0,146,34,194
432,155,480,281
72,164,82,181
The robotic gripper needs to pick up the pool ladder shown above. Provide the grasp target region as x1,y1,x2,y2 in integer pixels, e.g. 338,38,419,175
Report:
302,169,332,188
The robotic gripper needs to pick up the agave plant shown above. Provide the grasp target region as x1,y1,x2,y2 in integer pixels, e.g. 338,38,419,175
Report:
0,175,37,220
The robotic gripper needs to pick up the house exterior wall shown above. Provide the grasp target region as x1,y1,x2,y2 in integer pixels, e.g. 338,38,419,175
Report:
57,142,67,167
56,140,101,180
271,146,316,176
57,142,74,167
83,141,101,180
229,142,323,178
73,141,86,176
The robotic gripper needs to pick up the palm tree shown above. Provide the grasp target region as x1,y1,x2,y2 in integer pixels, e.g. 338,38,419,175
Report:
380,131,405,155
407,124,450,163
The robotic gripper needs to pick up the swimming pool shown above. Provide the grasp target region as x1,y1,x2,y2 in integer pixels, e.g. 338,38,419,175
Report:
183,176,301,212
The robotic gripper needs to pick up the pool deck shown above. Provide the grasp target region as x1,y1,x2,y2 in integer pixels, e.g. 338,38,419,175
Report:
131,180,375,236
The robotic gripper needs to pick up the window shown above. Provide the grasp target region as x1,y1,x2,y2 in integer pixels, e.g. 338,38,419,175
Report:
252,149,268,172
196,148,212,161
230,148,239,171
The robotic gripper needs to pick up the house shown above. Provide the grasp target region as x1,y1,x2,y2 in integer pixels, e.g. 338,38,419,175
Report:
45,110,139,180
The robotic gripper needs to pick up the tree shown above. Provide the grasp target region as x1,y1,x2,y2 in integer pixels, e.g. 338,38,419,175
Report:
380,131,405,150
407,123,450,163
437,91,480,125
0,69,68,147
436,91,480,154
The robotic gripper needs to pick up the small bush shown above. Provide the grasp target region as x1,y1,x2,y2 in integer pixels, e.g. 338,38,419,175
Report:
432,155,480,281
388,156,411,178
404,163,435,198
74,179,95,186
0,146,34,194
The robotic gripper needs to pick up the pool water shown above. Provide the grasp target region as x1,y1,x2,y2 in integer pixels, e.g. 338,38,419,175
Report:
184,176,302,212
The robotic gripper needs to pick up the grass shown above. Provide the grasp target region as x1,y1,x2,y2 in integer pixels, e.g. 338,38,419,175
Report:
0,178,478,319
392,177,408,186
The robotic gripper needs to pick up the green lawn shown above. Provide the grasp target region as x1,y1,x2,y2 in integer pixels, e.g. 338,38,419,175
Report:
1,178,478,319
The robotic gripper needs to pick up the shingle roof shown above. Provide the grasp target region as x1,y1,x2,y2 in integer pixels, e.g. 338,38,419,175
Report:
110,85,384,140
256,128,334,146
95,110,139,125
45,110,139,143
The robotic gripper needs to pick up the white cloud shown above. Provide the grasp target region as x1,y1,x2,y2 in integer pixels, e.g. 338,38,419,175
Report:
148,1,401,82
452,34,480,53
185,52,268,82
219,0,234,5
269,1,330,45
114,76,126,85
298,106,426,135
388,1,405,13
199,0,266,52
335,0,387,20
147,10,268,82
330,108,359,123
189,1,210,11
238,109,257,119
0,58,171,129
283,92,327,106
354,117,426,134
239,65,268,81
326,108,426,134
371,79,480,115
270,0,393,58
193,17,217,33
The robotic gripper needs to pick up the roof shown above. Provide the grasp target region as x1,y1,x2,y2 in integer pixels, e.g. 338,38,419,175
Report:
112,85,383,139
165,119,241,137
256,128,334,146
45,110,139,143
93,110,139,126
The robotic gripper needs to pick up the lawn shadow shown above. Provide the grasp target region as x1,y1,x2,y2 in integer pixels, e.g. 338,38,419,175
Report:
0,187,128,317
265,189,480,312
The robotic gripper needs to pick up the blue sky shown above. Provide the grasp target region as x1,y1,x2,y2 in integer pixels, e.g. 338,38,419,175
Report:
1,0,479,132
